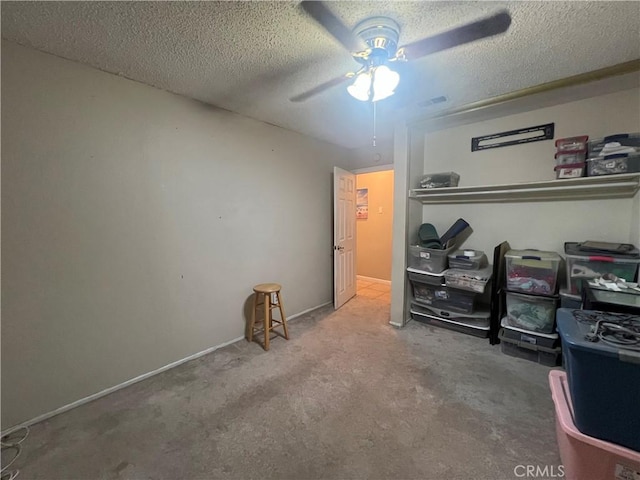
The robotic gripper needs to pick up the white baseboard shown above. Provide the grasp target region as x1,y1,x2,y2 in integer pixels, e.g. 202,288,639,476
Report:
288,301,332,321
357,275,391,285
1,301,331,436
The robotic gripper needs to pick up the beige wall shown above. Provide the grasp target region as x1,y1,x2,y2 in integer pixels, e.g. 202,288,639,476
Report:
349,140,394,170
356,170,394,281
1,41,351,428
420,87,640,258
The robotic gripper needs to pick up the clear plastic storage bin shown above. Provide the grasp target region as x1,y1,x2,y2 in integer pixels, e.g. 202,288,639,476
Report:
444,266,492,293
499,329,561,366
407,245,455,273
555,151,587,165
559,289,582,309
500,316,559,349
586,153,640,176
409,281,476,314
418,172,460,189
410,303,489,338
555,136,588,152
447,249,487,269
406,268,445,286
564,243,639,295
505,292,558,334
554,163,585,179
505,249,562,295
588,133,640,156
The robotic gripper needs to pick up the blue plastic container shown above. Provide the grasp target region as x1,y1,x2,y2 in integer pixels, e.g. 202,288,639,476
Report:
556,308,640,452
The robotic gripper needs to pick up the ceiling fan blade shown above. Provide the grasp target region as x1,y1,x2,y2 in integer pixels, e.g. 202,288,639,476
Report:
398,11,511,61
290,73,354,102
300,1,366,53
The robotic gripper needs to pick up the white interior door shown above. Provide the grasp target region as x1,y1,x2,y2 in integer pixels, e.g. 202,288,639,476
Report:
333,166,357,309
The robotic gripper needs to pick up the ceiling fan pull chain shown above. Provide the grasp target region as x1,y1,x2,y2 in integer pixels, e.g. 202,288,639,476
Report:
372,101,377,147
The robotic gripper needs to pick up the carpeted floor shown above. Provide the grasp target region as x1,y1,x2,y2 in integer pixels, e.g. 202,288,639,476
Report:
11,293,561,480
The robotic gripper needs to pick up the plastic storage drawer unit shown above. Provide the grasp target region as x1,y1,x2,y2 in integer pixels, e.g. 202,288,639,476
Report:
407,245,455,273
500,316,559,349
560,289,581,309
409,281,476,314
587,153,640,176
556,308,640,452
447,249,487,270
505,249,562,295
499,329,561,366
407,268,445,286
549,370,640,480
564,242,639,295
444,266,492,294
505,292,558,334
410,303,489,338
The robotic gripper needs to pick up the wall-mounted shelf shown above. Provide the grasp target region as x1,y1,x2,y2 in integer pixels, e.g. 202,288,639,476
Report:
409,173,640,204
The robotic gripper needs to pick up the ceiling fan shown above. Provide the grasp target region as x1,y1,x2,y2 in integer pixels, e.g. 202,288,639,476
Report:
290,1,512,103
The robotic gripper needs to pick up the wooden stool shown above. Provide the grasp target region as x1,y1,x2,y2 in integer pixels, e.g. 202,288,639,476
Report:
247,283,289,351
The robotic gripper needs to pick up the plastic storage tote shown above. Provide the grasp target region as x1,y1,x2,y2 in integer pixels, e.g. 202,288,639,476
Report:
505,249,562,295
587,153,640,176
407,268,445,286
409,280,476,314
407,244,455,273
549,370,640,480
556,308,640,452
555,151,587,166
500,316,559,349
444,266,492,293
505,292,558,333
499,329,561,366
415,303,490,329
554,163,585,179
564,242,639,295
588,133,640,156
559,289,581,309
410,303,489,338
418,172,460,189
555,136,589,152
447,249,487,270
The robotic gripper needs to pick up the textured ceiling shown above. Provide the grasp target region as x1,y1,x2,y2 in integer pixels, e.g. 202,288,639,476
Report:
2,1,640,148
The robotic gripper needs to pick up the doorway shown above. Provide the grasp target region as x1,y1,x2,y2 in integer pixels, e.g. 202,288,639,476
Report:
354,167,394,303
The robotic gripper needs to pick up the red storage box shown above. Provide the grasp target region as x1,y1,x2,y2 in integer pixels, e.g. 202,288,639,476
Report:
554,162,585,179
549,370,640,480
555,150,587,166
556,136,589,152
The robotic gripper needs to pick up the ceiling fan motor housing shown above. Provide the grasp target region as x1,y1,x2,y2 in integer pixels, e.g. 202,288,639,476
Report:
353,17,400,64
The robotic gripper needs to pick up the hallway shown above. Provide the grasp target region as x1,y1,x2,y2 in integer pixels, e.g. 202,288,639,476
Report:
356,278,391,302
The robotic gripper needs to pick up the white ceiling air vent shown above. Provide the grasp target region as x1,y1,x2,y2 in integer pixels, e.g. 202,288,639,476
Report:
418,96,448,108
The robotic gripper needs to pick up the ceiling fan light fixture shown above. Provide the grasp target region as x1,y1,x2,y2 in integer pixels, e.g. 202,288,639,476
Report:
371,65,400,102
347,72,372,101
347,65,400,102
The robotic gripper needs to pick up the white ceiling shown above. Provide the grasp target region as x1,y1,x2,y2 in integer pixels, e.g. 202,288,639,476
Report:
2,1,639,148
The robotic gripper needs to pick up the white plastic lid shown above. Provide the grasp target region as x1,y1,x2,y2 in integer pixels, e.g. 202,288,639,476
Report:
505,249,561,261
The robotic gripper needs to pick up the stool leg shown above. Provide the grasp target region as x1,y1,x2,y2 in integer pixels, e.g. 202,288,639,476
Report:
247,292,257,343
263,292,270,351
276,291,289,340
